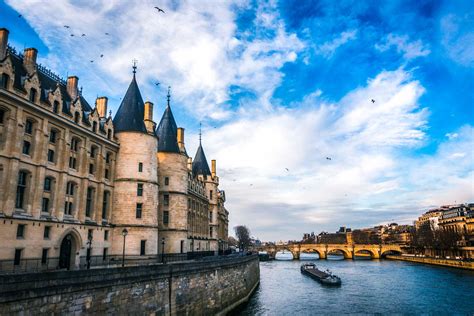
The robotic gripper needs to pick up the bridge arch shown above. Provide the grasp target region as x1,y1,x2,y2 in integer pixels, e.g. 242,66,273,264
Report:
381,250,402,258
274,248,296,260
354,249,377,259
300,249,322,260
327,248,351,259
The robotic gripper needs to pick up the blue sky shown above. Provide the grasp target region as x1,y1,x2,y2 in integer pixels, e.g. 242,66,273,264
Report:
1,0,473,241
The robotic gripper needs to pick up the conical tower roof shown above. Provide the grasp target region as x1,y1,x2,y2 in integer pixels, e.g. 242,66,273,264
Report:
113,72,147,133
192,141,211,177
156,88,180,153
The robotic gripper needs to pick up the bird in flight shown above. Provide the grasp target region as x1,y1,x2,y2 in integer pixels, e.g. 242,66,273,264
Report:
155,82,160,86
154,6,165,13
249,184,253,186
90,60,94,63
105,32,110,35
326,157,332,160
64,25,70,28
285,168,289,172
18,14,22,18
100,54,104,58
371,99,375,103
70,34,75,37
81,33,86,37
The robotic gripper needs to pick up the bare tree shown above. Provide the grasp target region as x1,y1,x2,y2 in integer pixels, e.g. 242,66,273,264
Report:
234,225,251,251
227,236,238,247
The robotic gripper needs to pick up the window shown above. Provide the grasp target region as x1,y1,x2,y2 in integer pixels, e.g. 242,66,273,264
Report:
163,194,169,206
41,248,48,264
164,177,169,186
105,152,111,163
49,130,57,143
15,171,28,209
107,129,112,140
103,248,108,261
163,210,169,225
44,226,51,239
210,190,213,200
41,197,49,213
74,112,80,123
137,183,143,196
28,88,37,102
16,224,25,238
53,101,59,113
64,201,73,215
69,157,77,169
104,168,109,180
25,119,33,134
22,140,31,155
88,229,93,240
66,182,75,195
140,240,146,256
85,188,93,217
0,109,4,124
104,230,109,241
210,227,213,238
90,146,97,158
70,137,80,151
14,249,22,266
138,162,143,172
47,149,55,162
180,240,184,254
92,121,97,133
1,73,9,89
209,211,213,222
102,191,109,220
136,203,142,219
89,163,94,175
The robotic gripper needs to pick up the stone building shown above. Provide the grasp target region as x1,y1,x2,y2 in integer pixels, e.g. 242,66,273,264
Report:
0,27,229,271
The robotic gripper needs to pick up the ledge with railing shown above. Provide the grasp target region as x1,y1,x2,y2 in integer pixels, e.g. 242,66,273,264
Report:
0,251,228,275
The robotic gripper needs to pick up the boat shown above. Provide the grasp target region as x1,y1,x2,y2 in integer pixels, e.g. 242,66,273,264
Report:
300,263,341,286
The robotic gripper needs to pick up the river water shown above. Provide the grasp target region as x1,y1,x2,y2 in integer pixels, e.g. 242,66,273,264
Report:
236,259,474,315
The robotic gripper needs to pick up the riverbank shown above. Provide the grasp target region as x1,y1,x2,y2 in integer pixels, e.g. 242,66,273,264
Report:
0,254,260,315
386,255,474,270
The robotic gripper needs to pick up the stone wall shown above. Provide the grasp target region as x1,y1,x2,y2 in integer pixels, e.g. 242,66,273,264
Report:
0,254,260,315
386,255,474,270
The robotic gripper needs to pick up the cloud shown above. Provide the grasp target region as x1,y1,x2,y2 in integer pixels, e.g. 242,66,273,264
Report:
316,30,358,58
441,13,474,67
6,0,303,120
375,33,430,59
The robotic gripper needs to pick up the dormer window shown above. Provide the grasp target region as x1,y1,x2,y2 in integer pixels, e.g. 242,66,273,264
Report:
107,129,112,140
53,101,59,113
74,112,80,124
1,73,9,89
29,88,37,103
92,121,97,132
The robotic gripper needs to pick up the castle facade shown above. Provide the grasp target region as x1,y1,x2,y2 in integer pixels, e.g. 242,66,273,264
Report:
0,28,228,270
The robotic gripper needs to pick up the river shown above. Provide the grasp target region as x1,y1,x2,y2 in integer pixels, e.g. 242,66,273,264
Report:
236,259,474,315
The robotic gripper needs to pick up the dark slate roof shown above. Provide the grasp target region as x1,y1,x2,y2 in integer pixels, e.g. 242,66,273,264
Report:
156,104,180,153
192,142,211,176
112,74,147,133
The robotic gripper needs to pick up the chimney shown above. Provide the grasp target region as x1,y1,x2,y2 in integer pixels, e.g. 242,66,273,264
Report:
144,101,155,133
211,159,216,178
96,96,108,118
23,47,37,74
67,76,79,99
177,127,185,152
187,157,192,171
0,28,9,60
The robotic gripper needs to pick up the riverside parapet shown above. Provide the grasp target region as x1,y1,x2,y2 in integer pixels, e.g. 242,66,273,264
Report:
386,255,474,270
0,254,260,315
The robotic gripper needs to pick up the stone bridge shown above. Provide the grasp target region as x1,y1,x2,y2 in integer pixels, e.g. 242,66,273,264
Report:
255,244,404,259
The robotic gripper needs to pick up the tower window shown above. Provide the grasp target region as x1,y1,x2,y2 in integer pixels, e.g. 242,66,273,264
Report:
41,248,49,264
163,210,169,225
102,191,110,219
137,183,143,196
44,226,51,239
14,249,22,266
138,162,143,172
140,240,146,256
164,177,169,186
136,203,143,219
15,171,28,209
16,224,25,238
104,230,109,241
41,197,49,213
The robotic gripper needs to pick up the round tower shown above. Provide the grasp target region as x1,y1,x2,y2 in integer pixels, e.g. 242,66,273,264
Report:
111,69,159,256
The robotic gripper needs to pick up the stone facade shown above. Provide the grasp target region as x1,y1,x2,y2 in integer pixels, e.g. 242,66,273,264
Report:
0,27,229,271
0,255,260,315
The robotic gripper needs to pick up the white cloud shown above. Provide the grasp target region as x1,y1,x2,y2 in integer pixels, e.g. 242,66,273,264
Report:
441,14,474,67
316,30,358,58
375,33,430,59
6,0,303,120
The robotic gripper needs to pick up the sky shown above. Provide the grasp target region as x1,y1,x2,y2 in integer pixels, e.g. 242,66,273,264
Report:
1,0,473,241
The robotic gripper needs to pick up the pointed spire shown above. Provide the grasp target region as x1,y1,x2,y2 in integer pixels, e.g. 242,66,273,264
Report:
132,59,137,76
192,128,211,177
112,67,147,133
156,87,180,153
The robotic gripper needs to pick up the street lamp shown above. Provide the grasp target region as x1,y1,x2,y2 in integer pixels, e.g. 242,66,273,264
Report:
86,233,93,270
161,238,165,263
122,228,128,267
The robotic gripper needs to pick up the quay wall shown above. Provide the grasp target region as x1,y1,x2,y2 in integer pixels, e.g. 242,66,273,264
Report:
386,255,474,270
0,254,260,315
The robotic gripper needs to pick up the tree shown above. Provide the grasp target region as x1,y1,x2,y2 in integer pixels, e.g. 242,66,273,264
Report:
234,225,251,251
227,236,238,247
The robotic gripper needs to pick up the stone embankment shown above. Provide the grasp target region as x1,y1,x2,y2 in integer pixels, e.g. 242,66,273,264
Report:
0,254,260,315
386,255,474,270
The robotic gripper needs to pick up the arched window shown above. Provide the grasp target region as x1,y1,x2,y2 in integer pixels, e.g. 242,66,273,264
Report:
15,171,29,209
74,112,80,123
29,88,37,103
